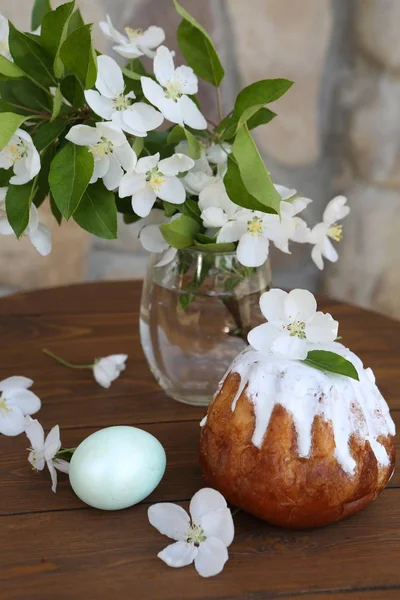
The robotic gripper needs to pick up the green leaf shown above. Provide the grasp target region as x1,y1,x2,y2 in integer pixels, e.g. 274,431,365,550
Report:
33,117,66,151
33,144,54,207
67,9,84,35
224,155,275,213
50,194,62,224
160,214,200,249
145,130,174,159
60,24,97,90
303,350,359,381
121,66,141,81
247,107,276,130
234,79,293,121
60,74,85,107
0,55,25,78
73,181,117,239
167,125,201,159
41,1,75,79
49,142,94,219
0,79,51,113
179,198,202,223
174,0,224,87
163,201,178,218
5,180,34,237
232,124,281,214
8,23,55,87
51,85,63,121
193,240,235,252
0,168,12,186
132,136,144,158
32,0,52,31
0,112,28,150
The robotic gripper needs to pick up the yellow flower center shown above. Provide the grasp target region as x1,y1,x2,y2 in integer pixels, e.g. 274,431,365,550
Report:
328,223,343,242
164,80,182,101
125,27,142,42
149,171,165,192
287,320,306,339
112,93,132,111
27,447,44,471
89,138,113,161
186,524,206,546
247,217,264,236
0,397,10,414
6,140,28,164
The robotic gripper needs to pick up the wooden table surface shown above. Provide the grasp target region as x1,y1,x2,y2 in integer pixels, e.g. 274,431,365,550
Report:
0,281,399,600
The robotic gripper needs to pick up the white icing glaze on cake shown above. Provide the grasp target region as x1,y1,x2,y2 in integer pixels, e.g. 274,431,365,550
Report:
214,342,395,476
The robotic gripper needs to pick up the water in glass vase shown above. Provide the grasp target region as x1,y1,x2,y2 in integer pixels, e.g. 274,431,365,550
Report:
140,250,271,406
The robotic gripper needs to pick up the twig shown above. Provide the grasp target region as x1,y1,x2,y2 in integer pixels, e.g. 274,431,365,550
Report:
42,348,93,369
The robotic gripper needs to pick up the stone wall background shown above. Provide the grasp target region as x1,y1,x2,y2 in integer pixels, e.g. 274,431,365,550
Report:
1,0,400,319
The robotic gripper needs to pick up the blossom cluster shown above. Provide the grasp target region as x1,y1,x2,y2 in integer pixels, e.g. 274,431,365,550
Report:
0,353,128,492
0,10,349,271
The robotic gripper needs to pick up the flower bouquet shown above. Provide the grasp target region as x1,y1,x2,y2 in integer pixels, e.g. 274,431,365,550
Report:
0,0,347,269
0,0,351,404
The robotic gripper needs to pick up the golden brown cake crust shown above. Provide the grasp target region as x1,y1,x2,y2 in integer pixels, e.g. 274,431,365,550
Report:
200,372,396,529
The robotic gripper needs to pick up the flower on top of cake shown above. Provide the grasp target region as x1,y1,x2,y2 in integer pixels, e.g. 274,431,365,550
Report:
200,288,396,528
248,288,338,361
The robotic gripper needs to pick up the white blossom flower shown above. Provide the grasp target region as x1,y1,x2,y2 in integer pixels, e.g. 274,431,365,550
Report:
205,142,231,166
141,46,207,130
93,354,128,388
217,209,272,267
262,194,312,254
248,288,339,360
24,416,70,493
199,179,239,229
66,121,136,190
138,209,178,267
0,14,12,61
309,195,350,270
119,152,194,218
148,488,234,578
175,141,215,195
0,377,41,436
0,193,51,256
99,14,165,59
0,128,40,185
85,55,164,136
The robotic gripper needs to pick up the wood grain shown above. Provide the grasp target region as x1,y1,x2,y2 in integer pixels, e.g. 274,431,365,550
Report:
0,281,399,600
1,492,400,600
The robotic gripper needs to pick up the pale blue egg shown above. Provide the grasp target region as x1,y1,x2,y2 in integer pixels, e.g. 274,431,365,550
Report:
69,426,166,510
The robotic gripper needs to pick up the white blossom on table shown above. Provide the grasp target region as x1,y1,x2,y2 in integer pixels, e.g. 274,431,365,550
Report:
138,208,178,267
148,488,234,578
85,55,164,136
248,288,338,360
309,195,350,270
93,354,128,389
141,46,207,130
0,377,41,436
24,416,70,493
100,14,165,59
66,122,137,191
119,152,194,218
0,14,11,61
0,191,52,256
0,129,40,185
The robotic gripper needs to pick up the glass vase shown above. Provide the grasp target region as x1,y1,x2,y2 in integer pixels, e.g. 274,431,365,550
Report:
139,249,271,406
